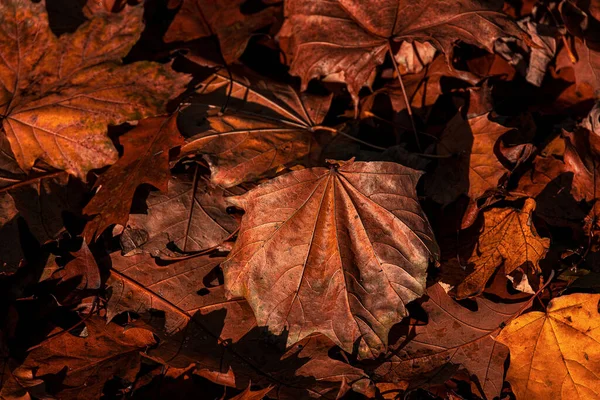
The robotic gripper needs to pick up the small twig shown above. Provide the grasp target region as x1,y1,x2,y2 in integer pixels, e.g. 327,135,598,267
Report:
312,125,386,151
387,41,422,151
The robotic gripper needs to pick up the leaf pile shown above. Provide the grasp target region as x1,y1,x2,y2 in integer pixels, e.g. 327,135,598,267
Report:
1,0,600,399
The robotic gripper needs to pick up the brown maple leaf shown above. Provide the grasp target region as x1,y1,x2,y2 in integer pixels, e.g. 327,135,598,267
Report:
83,115,184,242
456,198,550,299
496,293,600,400
222,159,439,359
373,283,529,400
121,165,240,257
179,66,332,187
14,318,155,400
279,0,526,106
165,0,282,64
0,0,190,179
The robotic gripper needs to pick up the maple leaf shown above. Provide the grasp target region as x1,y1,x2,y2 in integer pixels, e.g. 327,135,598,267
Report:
222,159,439,358
120,166,239,257
180,66,332,187
496,293,600,399
372,283,528,400
425,113,516,206
456,198,550,299
14,317,155,400
278,0,526,105
0,0,190,179
165,0,282,64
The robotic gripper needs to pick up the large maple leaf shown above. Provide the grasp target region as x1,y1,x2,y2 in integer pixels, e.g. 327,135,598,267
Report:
180,66,332,187
222,159,439,358
279,0,526,105
0,0,190,179
373,283,528,400
496,293,600,399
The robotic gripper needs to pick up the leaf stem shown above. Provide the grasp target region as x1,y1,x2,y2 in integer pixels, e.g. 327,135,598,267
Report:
387,42,422,151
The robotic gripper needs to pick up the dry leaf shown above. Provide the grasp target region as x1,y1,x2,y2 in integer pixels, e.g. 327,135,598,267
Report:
373,283,528,400
0,0,190,179
180,67,332,187
456,199,550,299
279,0,526,105
121,166,239,256
83,115,184,242
15,318,155,400
165,0,281,64
223,159,439,358
426,113,515,205
496,293,600,399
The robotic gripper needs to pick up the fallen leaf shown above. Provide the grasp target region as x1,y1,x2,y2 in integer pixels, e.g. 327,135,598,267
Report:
279,0,526,105
15,317,155,400
121,165,239,256
496,293,600,400
106,252,240,336
223,159,439,358
180,67,332,187
0,0,190,179
456,199,550,299
165,0,282,63
373,283,528,400
83,115,184,242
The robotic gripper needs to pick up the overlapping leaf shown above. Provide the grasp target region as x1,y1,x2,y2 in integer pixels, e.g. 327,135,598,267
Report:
83,115,184,242
497,293,600,399
279,0,526,104
120,166,239,257
223,159,439,358
0,0,190,179
180,66,332,187
426,113,518,205
456,199,550,299
14,318,156,400
373,283,528,400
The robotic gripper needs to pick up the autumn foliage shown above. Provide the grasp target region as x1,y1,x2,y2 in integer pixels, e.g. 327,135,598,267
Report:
2,0,600,399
